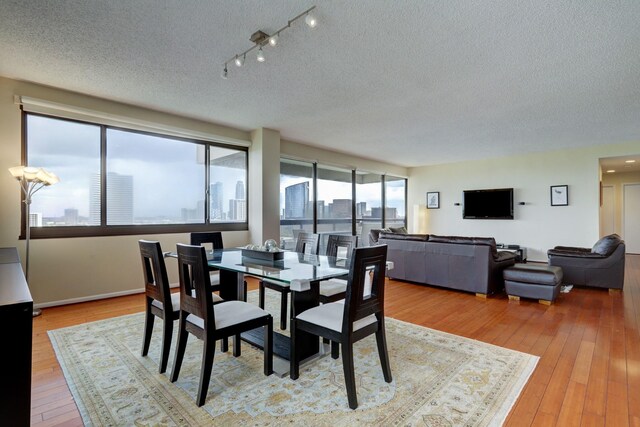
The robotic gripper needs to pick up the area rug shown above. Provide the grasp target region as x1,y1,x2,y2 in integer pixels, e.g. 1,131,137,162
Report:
49,291,538,426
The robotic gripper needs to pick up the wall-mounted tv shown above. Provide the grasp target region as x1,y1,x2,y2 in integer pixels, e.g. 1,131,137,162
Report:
463,188,514,219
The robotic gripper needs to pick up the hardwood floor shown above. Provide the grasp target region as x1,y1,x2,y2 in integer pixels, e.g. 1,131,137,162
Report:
31,255,640,426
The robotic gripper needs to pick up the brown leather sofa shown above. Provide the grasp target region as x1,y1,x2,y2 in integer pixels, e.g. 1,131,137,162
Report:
547,234,625,290
376,231,516,296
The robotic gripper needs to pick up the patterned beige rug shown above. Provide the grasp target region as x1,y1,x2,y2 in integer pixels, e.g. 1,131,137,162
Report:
49,291,538,426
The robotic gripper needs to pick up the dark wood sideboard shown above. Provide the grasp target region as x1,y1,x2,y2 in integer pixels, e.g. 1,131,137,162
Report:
0,247,33,426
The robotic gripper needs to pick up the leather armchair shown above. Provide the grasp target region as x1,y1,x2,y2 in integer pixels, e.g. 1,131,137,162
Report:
547,234,625,290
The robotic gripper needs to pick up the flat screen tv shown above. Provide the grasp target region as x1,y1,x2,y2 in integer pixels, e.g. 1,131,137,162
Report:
463,188,514,219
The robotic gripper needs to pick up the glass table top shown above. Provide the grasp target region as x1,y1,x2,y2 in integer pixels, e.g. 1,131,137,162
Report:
207,249,349,285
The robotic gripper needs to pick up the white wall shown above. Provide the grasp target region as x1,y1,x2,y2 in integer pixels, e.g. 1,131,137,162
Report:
408,142,640,261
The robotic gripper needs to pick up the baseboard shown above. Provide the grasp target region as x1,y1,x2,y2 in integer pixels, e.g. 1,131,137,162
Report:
35,288,144,309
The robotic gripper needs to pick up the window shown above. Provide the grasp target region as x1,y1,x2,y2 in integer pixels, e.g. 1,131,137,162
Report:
279,157,407,248
279,159,314,249
385,175,407,229
209,146,247,223
106,129,205,225
356,172,382,244
26,115,101,227
24,113,248,237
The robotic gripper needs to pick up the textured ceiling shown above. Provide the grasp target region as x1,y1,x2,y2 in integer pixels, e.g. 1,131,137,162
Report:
1,0,639,167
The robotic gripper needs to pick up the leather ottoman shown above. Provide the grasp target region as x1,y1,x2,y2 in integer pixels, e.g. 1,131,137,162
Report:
503,264,563,305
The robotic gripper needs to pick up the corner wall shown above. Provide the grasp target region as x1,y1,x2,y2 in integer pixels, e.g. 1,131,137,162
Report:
408,142,640,261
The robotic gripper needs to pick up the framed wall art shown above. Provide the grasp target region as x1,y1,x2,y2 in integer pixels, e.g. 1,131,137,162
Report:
550,185,568,206
427,191,440,209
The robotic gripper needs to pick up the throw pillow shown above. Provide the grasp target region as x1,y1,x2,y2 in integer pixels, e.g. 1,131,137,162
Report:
389,226,407,234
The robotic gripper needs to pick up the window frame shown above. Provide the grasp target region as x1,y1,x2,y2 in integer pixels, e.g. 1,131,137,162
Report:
21,111,249,239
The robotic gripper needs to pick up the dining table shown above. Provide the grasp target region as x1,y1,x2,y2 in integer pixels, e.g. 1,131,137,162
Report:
174,248,352,374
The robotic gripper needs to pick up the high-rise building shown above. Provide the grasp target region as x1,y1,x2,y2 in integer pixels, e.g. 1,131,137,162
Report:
356,202,367,218
210,181,224,220
285,182,309,218
228,199,247,221
29,212,42,227
89,174,101,225
330,199,352,218
106,173,134,224
64,208,79,225
370,207,397,219
235,180,245,200
90,172,134,225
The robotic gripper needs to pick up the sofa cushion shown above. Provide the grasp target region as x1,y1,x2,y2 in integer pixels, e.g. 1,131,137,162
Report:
379,231,429,242
428,235,497,253
389,226,408,234
591,234,622,256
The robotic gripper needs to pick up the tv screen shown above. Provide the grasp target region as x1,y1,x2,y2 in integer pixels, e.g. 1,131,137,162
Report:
463,188,514,219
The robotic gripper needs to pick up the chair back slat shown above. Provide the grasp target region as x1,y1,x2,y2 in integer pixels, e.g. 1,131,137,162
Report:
295,232,320,255
325,234,358,259
176,244,215,326
342,245,388,332
139,240,173,310
190,232,224,250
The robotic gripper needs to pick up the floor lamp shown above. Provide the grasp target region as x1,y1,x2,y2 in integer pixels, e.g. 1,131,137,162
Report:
8,166,60,317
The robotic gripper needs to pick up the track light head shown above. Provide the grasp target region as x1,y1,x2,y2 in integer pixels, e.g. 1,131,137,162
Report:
305,13,317,28
268,34,278,46
221,65,228,79
257,47,265,62
234,55,244,67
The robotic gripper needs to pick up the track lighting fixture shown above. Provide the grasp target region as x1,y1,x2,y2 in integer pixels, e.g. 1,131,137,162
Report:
221,5,317,78
305,12,317,28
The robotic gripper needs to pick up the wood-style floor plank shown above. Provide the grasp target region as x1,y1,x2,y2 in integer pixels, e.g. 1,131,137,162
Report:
30,256,640,426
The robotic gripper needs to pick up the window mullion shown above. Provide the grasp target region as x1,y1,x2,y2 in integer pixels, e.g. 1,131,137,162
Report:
381,175,386,227
100,126,107,226
351,169,356,236
312,162,318,234
205,145,210,224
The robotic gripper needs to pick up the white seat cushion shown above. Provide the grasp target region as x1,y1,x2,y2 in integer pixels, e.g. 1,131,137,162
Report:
295,302,377,332
151,291,222,312
186,300,269,331
151,291,181,312
319,279,347,297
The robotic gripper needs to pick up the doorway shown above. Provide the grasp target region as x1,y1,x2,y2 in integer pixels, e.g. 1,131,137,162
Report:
623,183,640,254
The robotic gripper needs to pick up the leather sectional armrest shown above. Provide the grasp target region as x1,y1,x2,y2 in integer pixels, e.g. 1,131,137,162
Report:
552,246,591,253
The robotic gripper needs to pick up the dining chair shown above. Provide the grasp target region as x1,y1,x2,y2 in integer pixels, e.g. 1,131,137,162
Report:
290,244,392,409
139,240,223,374
190,231,248,301
319,235,358,304
258,232,319,330
170,243,273,407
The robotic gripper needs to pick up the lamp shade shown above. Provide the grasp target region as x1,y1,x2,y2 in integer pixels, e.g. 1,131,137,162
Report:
22,167,40,181
8,166,60,185
8,166,25,178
